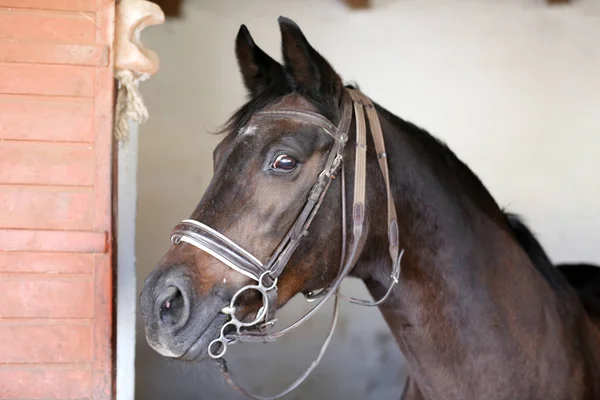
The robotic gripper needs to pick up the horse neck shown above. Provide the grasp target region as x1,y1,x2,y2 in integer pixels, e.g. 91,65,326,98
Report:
351,106,584,397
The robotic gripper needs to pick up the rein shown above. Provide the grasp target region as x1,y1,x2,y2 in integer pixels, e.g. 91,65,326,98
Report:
169,88,404,399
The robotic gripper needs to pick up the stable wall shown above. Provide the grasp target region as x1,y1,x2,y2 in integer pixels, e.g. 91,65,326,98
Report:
136,1,600,399
0,1,115,399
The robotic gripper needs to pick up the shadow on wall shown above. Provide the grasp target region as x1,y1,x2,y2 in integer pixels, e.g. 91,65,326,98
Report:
135,0,600,399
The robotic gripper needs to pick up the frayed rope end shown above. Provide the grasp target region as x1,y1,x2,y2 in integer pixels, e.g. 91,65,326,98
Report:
113,69,149,142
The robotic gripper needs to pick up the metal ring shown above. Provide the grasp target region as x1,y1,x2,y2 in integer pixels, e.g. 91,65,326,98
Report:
228,284,269,328
208,337,228,359
171,235,181,245
208,322,238,359
259,271,278,291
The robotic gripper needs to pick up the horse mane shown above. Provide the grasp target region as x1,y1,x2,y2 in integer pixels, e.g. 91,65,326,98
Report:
503,213,572,291
372,102,508,225
556,263,600,320
370,101,600,317
505,213,600,319
373,99,600,319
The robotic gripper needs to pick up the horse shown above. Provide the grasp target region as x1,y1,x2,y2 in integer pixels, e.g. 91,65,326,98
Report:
140,17,600,399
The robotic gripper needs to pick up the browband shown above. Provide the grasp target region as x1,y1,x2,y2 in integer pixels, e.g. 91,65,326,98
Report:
172,219,265,282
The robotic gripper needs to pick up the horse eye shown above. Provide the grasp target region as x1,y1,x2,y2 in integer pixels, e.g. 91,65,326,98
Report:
272,154,298,171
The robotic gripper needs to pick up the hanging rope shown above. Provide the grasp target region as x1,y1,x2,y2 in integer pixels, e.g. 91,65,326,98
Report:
113,0,164,142
114,70,149,142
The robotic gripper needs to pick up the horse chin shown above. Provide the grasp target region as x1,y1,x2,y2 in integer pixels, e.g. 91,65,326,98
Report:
178,313,229,362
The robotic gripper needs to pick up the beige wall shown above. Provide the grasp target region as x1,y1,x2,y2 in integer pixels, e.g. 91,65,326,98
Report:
136,0,600,398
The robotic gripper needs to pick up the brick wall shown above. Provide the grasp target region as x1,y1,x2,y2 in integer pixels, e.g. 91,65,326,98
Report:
0,1,115,399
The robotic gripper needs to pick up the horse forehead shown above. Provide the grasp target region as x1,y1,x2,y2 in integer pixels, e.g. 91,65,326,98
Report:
266,93,318,112
233,94,322,146
244,95,321,137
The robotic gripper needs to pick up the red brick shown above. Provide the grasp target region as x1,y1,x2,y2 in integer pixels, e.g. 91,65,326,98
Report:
0,185,94,230
0,275,93,318
0,41,109,66
0,63,95,97
0,323,92,363
0,0,96,12
0,8,96,43
0,141,94,186
0,365,92,399
0,252,94,273
0,95,94,142
0,229,107,253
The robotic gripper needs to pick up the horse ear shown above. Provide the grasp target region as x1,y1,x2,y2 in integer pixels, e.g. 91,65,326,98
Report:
278,16,343,103
235,24,285,97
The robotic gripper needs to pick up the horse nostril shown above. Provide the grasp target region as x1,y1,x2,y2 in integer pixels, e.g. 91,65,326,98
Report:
158,286,188,328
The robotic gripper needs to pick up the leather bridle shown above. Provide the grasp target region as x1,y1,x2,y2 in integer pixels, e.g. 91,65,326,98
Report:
169,88,404,399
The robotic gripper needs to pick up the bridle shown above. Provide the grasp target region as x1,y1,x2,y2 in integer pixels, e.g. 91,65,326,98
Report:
169,88,404,399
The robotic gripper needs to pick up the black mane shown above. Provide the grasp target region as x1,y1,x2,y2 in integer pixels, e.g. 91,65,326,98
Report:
557,263,600,320
506,213,600,318
366,102,596,308
373,102,509,226
503,213,574,293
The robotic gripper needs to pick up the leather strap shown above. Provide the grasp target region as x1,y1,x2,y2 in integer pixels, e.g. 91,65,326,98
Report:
349,90,367,238
171,220,266,282
251,95,352,283
305,89,401,307
254,109,346,142
340,89,402,307
360,93,399,262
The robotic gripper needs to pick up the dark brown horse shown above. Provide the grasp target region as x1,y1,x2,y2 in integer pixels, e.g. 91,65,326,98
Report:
140,17,600,399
